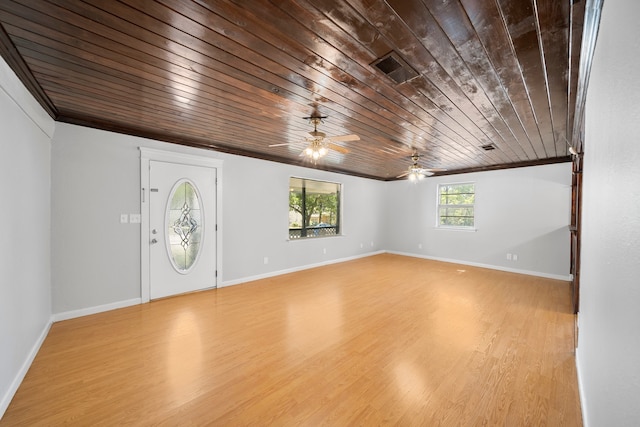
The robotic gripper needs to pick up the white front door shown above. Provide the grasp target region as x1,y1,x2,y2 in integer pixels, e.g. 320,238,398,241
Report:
149,160,217,299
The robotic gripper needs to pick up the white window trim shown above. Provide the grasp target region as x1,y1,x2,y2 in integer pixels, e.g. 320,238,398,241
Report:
436,181,476,231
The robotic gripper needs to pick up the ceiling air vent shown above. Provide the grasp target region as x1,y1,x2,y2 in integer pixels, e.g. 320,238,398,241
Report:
372,52,419,85
480,143,497,151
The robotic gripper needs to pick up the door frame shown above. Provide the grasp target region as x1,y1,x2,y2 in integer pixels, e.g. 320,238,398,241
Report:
570,154,583,315
140,147,223,303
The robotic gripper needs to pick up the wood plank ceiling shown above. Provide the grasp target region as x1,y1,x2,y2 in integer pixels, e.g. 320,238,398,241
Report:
0,0,591,180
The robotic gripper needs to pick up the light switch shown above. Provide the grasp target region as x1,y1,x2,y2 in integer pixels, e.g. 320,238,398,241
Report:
120,214,128,224
130,214,141,223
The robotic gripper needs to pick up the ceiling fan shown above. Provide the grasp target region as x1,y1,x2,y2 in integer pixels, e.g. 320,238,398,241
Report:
397,152,447,180
269,116,360,160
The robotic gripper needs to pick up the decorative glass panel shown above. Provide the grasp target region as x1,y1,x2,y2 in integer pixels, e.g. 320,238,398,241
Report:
167,180,203,272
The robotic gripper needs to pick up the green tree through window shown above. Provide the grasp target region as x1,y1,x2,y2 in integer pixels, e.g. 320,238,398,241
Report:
289,177,341,239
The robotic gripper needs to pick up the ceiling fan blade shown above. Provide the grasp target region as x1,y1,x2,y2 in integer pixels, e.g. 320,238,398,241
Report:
328,143,349,154
423,168,447,172
269,142,299,147
396,171,409,178
329,134,360,142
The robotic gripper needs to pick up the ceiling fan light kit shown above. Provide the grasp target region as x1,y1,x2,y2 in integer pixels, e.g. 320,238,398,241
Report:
408,171,426,181
304,142,328,160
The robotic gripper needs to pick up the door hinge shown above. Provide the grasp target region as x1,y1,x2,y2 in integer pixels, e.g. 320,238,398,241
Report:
215,224,218,231
215,270,218,278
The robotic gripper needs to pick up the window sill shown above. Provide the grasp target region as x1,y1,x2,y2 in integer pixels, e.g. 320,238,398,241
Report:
287,234,344,242
434,226,477,232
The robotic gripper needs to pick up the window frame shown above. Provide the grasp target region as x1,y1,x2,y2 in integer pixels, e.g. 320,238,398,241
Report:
288,176,343,240
436,181,476,230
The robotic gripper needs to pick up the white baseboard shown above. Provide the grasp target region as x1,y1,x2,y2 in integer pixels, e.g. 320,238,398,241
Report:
0,319,52,419
51,298,142,322
386,251,573,281
575,347,589,427
220,250,386,288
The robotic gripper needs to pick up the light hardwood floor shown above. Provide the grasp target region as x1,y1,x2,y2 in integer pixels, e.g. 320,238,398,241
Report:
1,254,582,425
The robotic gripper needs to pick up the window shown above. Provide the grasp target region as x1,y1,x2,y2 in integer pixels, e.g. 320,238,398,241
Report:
437,182,475,228
289,177,341,239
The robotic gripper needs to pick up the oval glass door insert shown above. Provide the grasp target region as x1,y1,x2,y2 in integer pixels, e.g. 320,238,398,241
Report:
166,179,203,273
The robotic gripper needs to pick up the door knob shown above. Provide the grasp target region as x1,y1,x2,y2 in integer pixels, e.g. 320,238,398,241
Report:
150,238,158,244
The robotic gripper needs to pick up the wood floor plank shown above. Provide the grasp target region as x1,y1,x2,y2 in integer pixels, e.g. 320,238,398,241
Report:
1,254,582,425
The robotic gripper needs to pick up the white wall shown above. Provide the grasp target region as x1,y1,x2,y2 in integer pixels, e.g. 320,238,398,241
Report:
577,0,640,425
51,125,142,313
0,57,54,416
383,163,572,279
51,123,385,314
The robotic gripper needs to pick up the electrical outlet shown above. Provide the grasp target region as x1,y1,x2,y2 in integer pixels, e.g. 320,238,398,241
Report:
120,214,128,224
360,243,364,248
263,257,269,265
323,248,327,254
506,253,512,260
513,254,518,261
370,241,374,247
418,243,423,249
